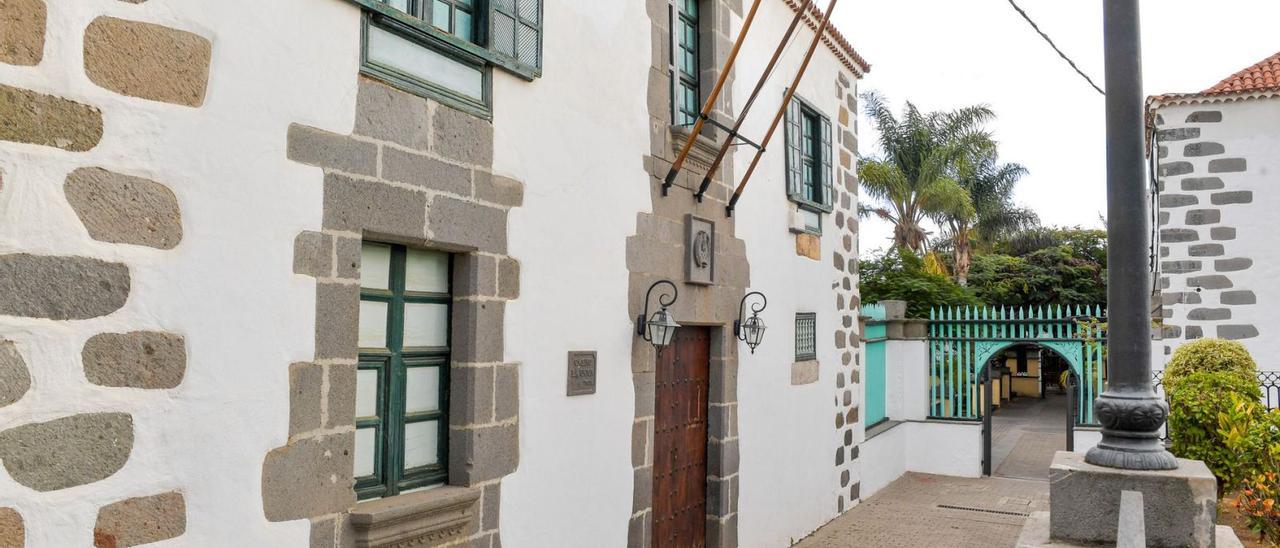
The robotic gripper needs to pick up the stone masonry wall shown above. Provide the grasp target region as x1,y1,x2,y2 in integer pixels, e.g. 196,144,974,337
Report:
830,72,862,514
1154,107,1259,355
0,1,204,544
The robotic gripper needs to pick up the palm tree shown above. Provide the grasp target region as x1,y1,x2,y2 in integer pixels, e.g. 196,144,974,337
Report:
857,93,995,253
941,155,1038,285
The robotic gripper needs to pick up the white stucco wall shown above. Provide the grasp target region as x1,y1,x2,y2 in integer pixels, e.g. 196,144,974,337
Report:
888,340,929,421
0,1,362,546
1154,97,1280,372
858,423,905,498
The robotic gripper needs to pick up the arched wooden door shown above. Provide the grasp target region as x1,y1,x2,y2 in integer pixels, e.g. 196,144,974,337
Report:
652,327,710,548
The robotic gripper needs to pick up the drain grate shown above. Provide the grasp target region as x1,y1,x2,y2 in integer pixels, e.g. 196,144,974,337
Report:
936,504,1030,517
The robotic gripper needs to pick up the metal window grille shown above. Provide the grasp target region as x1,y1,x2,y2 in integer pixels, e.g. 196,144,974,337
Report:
795,313,817,361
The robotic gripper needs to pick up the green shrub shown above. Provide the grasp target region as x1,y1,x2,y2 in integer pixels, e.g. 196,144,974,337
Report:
1164,338,1258,393
1168,371,1262,488
1218,393,1280,541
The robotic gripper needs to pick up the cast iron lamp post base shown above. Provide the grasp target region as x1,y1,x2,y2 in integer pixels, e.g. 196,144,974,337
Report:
1085,391,1178,470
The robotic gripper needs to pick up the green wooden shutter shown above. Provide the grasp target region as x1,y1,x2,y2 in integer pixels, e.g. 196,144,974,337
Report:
490,0,542,73
784,98,804,200
819,115,834,212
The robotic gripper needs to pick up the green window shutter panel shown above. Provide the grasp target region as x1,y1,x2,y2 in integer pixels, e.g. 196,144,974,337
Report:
784,98,804,200
818,115,835,212
490,0,542,71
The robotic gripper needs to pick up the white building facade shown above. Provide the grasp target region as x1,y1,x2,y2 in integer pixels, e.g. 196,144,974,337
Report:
0,1,873,547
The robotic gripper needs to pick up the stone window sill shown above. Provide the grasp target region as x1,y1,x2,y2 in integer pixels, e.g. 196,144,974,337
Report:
670,124,724,173
350,486,481,548
791,360,819,385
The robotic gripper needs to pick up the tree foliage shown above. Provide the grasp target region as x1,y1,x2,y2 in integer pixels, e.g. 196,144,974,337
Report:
858,248,979,317
965,245,1105,306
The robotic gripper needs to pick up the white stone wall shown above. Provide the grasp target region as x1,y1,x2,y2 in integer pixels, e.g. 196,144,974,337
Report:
1153,98,1280,371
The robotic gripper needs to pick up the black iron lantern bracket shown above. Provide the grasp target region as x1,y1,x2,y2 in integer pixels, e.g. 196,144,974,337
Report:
637,280,680,348
734,291,768,353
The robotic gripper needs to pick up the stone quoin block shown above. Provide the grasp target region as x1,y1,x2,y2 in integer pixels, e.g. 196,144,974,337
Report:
1158,194,1197,208
0,508,21,548
0,84,103,151
1162,325,1182,339
1185,111,1222,123
314,281,358,361
1211,191,1252,205
1217,325,1258,340
1186,326,1203,340
452,254,498,297
292,231,332,278
1157,127,1200,141
1161,292,1201,306
0,413,133,491
1183,142,1224,157
451,301,504,363
497,257,520,300
287,124,378,177
353,77,431,150
65,167,184,249
0,342,30,408
1211,227,1236,240
83,331,186,389
1159,212,1170,226
0,0,45,66
84,17,211,106
428,196,508,253
1159,228,1198,243
449,365,496,426
93,491,186,547
381,147,471,196
287,362,324,436
1181,177,1224,191
261,432,355,522
475,173,525,208
1208,158,1247,173
1215,258,1252,272
1184,209,1220,225
1187,308,1230,321
1188,243,1223,257
449,422,518,485
322,173,427,235
325,362,356,430
1188,275,1232,290
432,105,494,166
494,364,518,422
1161,260,1200,274
0,254,129,320
1158,162,1193,177
1220,290,1256,305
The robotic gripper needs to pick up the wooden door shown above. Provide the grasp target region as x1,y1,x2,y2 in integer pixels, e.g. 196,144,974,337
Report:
652,327,710,548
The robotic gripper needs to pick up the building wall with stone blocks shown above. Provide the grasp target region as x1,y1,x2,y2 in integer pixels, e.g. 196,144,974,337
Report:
0,0,867,547
1151,98,1280,371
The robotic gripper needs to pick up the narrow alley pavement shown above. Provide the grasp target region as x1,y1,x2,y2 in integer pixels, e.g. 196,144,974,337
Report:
797,394,1069,547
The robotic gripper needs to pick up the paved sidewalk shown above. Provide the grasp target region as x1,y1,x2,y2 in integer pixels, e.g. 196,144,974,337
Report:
795,473,1049,548
991,394,1069,480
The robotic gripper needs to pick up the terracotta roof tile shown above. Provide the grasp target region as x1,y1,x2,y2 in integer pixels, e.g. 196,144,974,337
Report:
782,0,871,75
1150,51,1280,108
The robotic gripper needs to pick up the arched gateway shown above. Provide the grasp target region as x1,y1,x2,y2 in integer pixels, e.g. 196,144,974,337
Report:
927,305,1107,474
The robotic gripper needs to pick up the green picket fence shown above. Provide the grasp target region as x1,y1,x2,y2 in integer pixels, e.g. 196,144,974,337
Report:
926,305,1106,425
861,304,888,427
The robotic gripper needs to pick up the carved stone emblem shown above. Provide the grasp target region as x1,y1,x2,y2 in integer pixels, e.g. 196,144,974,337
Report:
685,215,715,285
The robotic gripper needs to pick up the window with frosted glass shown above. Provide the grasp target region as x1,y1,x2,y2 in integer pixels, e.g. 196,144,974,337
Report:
670,0,701,126
356,242,452,500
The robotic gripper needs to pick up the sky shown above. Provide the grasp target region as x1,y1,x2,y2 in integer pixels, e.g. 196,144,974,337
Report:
829,0,1280,254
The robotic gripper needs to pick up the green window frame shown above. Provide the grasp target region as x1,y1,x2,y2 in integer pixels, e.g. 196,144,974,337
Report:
670,0,701,126
356,242,452,500
795,312,817,362
784,95,835,221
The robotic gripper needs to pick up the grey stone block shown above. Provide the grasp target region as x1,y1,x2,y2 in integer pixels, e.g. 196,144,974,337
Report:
453,254,498,298
261,432,355,522
1215,258,1252,272
451,301,504,363
494,364,518,422
1159,212,1170,226
497,257,520,300
1217,325,1258,340
1211,191,1252,205
1186,326,1204,340
1159,162,1194,177
633,371,655,417
707,514,737,548
1210,227,1236,241
708,358,737,405
1181,177,1224,191
1162,292,1201,306
1188,244,1223,257
0,83,103,151
333,236,361,281
706,475,738,517
288,362,323,436
0,254,129,320
1187,275,1232,289
428,196,507,253
449,423,518,485
631,466,652,512
314,282,359,361
1049,452,1216,548
432,105,493,166
83,331,186,389
1185,111,1222,123
1220,290,1256,305
381,147,471,196
1183,142,1224,157
1187,308,1230,321
1162,325,1182,339
1161,260,1200,274
0,342,30,408
1160,229,1198,243
480,482,501,532
326,362,356,429
708,439,739,477
0,412,133,491
631,420,650,467
353,77,430,150
94,491,186,548
1208,158,1247,173
1159,194,1197,208
64,167,183,249
1184,209,1220,225
475,173,524,208
287,124,377,176
627,513,649,548
1157,127,1200,141
450,365,495,426
293,231,332,278
322,173,427,236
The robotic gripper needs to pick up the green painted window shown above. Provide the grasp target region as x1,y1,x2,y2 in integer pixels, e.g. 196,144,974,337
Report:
379,0,478,44
784,96,835,224
355,242,452,500
795,313,817,361
670,0,701,126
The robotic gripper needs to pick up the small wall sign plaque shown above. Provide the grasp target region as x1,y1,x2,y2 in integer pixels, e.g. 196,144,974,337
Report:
686,214,715,285
566,351,598,396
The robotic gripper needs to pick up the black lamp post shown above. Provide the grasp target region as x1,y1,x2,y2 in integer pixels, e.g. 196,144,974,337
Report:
734,291,768,354
1085,0,1178,470
638,280,680,350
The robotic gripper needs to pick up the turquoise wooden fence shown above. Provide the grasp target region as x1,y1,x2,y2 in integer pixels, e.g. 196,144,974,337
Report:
926,305,1106,425
862,304,888,427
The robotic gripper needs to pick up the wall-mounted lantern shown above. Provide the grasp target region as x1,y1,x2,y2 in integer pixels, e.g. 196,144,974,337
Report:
734,291,768,354
637,280,680,350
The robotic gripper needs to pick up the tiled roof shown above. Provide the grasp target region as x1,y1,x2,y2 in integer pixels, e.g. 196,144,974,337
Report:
783,0,871,76
1149,51,1280,108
